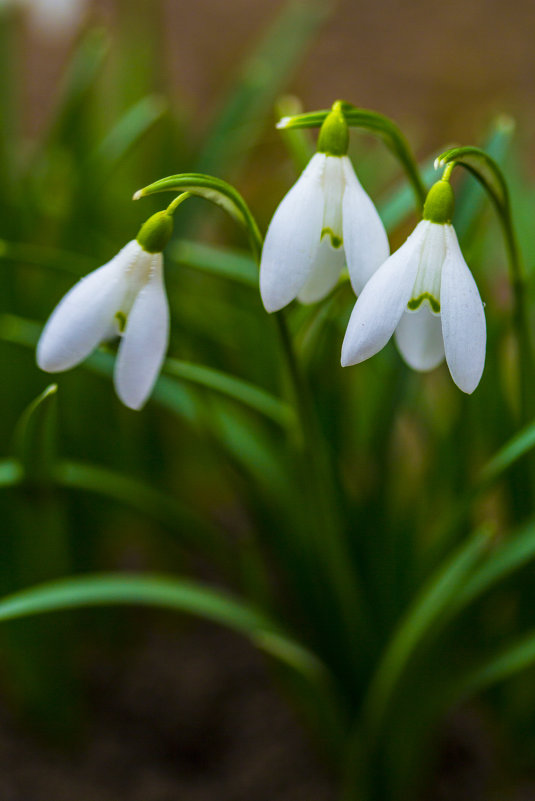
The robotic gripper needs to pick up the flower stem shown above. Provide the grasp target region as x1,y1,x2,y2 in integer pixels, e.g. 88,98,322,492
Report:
246,202,370,659
165,191,192,216
274,312,371,662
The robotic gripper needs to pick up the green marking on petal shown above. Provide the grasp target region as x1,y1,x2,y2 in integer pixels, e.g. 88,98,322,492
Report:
408,293,441,313
115,311,127,332
321,228,343,249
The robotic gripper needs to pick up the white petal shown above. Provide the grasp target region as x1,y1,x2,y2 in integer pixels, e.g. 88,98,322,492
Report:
114,254,169,410
36,241,142,373
297,238,345,303
394,307,445,371
341,222,427,367
259,153,326,312
441,226,486,393
341,156,390,294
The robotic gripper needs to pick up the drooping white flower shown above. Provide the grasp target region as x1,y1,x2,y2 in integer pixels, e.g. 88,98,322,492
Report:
341,180,486,394
37,213,173,410
260,106,389,313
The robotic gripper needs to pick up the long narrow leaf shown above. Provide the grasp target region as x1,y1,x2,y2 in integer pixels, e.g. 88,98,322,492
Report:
169,239,257,287
478,419,535,487
164,357,293,428
12,384,58,481
361,527,491,734
0,573,327,683
0,314,289,426
84,94,167,181
452,519,535,612
459,629,535,698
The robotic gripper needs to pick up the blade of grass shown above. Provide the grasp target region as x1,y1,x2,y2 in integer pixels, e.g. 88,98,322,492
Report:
0,313,290,427
164,357,293,428
361,526,492,737
12,384,58,481
54,459,232,569
459,628,535,697
83,94,167,185
0,239,97,276
41,29,109,154
0,572,337,712
168,239,258,287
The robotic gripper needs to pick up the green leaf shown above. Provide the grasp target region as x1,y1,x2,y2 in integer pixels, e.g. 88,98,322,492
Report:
452,519,535,613
0,314,289,427
84,94,167,181
43,29,109,152
169,239,257,287
163,357,294,428
460,629,535,696
54,459,231,568
478,418,535,487
12,384,58,482
0,573,327,682
361,527,491,735
0,239,97,277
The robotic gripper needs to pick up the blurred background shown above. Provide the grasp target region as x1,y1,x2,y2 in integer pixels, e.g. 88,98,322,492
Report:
2,0,535,799
20,0,535,154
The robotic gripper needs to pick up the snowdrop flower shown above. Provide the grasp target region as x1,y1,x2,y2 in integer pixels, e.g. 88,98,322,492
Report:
260,102,389,312
341,179,486,393
37,211,173,410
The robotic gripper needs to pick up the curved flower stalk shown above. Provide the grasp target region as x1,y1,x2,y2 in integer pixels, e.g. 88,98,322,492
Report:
260,101,389,312
37,210,175,410
341,179,486,394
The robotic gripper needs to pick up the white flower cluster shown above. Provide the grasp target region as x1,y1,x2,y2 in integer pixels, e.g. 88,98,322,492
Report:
260,158,486,395
36,113,487,411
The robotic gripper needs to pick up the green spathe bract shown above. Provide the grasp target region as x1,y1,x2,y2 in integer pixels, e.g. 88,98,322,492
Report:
422,179,455,224
136,210,174,254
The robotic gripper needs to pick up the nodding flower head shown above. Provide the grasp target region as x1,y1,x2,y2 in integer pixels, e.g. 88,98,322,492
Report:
37,212,173,410
260,105,389,313
341,180,486,394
